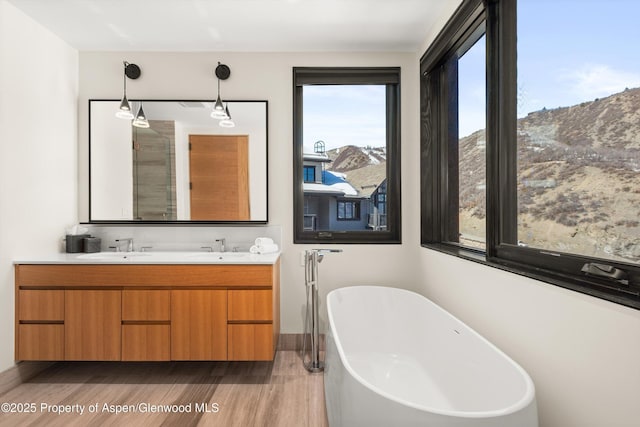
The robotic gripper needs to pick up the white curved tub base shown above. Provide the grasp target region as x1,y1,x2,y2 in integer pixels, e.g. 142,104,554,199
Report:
324,286,538,427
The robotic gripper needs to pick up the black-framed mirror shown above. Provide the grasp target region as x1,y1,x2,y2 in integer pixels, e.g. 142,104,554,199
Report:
89,99,268,223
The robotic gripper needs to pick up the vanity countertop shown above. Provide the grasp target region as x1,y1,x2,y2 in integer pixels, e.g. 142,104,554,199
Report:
14,251,280,265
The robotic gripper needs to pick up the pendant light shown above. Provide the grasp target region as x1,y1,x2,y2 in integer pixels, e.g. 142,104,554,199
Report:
132,102,150,128
116,61,141,119
211,62,231,120
219,104,235,128
211,78,226,119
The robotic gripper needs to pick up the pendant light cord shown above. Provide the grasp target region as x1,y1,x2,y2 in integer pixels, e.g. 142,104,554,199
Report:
122,61,129,97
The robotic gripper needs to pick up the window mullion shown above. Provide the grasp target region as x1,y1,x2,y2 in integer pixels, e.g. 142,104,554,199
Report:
445,58,460,244
486,0,517,258
420,70,440,243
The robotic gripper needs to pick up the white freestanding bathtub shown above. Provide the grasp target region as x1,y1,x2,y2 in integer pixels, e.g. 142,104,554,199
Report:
324,286,537,427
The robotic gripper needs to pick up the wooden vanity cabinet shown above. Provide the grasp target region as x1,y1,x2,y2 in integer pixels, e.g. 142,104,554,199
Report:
14,261,280,362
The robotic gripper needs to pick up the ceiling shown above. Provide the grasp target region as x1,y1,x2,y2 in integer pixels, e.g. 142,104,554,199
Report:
6,0,458,52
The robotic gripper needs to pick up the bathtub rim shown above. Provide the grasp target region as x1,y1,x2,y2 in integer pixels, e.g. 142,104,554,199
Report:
326,285,536,419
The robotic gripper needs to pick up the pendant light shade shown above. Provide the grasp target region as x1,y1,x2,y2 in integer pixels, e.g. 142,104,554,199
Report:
210,92,227,119
219,104,235,128
132,103,149,128
116,61,141,119
116,95,134,119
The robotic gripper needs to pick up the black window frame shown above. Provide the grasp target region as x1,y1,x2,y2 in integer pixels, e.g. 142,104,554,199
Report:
293,67,401,244
420,0,640,310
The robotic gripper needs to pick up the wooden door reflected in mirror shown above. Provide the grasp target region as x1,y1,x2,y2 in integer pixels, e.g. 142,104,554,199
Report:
189,135,250,220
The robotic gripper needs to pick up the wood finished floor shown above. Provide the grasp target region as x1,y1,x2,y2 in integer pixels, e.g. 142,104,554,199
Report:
0,351,328,427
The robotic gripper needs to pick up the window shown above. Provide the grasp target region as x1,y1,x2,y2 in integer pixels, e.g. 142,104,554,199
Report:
337,200,360,220
376,193,386,215
293,67,401,244
303,165,316,183
421,0,640,309
457,34,486,250
515,0,640,265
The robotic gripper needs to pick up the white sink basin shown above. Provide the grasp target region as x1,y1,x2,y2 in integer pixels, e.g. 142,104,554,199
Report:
77,252,151,260
184,252,252,261
73,251,269,264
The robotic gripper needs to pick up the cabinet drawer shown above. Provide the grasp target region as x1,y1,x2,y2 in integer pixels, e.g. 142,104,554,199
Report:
122,325,170,361
122,290,170,321
18,324,64,360
228,290,272,321
19,290,64,321
228,324,274,361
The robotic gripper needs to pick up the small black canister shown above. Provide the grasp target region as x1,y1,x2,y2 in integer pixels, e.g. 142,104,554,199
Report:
83,237,102,253
65,234,90,253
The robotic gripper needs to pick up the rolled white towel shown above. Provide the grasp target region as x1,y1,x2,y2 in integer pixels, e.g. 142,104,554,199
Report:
250,243,279,254
255,237,274,246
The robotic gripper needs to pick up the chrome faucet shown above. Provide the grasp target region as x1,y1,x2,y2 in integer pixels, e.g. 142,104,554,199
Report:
215,238,226,252
115,238,134,252
302,248,343,373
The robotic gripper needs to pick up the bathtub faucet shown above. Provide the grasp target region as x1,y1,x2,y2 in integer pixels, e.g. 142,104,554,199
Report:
302,248,343,373
314,248,343,263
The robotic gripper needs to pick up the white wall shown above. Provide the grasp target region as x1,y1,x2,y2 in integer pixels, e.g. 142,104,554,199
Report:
78,51,420,336
412,1,640,425
0,0,78,372
416,251,640,427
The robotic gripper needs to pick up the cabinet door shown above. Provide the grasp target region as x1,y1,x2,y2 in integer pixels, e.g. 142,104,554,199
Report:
171,290,227,360
65,290,121,361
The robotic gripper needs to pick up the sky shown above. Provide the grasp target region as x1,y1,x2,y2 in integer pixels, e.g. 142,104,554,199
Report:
302,1,640,144
459,0,640,137
302,85,386,152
